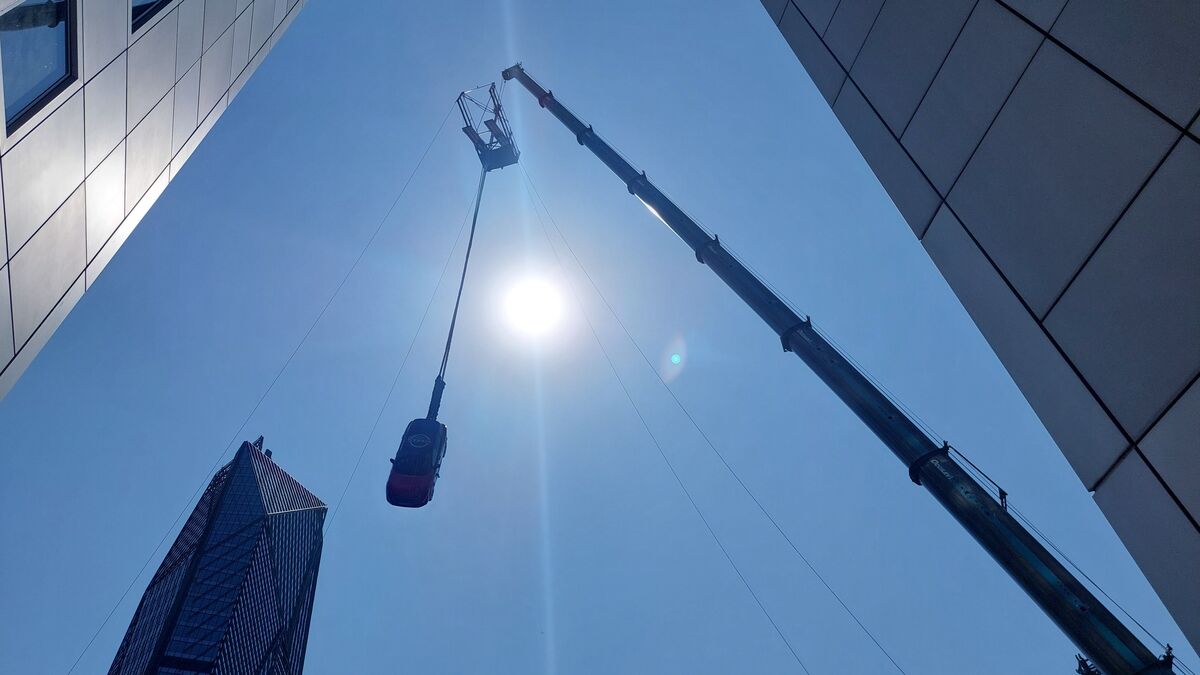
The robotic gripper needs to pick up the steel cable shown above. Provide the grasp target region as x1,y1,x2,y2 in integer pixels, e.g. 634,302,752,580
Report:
948,446,1193,675
65,105,455,674
324,189,479,536
520,167,821,673
520,164,907,674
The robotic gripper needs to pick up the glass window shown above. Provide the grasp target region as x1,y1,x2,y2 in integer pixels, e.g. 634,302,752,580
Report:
0,0,75,131
131,0,171,31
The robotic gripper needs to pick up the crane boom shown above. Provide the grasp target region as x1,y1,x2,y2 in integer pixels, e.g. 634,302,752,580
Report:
501,63,1173,675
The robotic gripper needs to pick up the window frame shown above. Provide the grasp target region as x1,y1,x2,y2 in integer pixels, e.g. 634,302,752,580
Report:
1,0,79,135
131,0,172,32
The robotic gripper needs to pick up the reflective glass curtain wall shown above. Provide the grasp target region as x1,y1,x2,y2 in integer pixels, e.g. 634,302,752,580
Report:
109,441,326,675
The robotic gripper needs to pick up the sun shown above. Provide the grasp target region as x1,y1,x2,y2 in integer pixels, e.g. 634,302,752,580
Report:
504,277,564,337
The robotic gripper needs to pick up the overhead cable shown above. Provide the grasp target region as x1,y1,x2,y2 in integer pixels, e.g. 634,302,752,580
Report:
65,105,456,674
522,164,906,674
325,188,480,535
520,169,814,674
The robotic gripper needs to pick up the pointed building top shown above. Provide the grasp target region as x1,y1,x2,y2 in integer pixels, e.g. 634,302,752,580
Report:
230,438,326,515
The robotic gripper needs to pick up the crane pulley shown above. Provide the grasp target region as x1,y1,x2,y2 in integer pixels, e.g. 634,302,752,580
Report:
500,63,1175,675
385,84,519,509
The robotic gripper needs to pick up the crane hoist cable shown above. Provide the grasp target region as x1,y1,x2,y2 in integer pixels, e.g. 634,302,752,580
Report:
324,189,481,535
426,167,486,421
385,83,519,509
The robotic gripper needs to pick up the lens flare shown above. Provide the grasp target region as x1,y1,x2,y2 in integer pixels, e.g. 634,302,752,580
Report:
662,335,688,382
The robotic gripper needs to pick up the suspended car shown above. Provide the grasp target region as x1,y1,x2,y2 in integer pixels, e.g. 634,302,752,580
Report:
386,416,448,508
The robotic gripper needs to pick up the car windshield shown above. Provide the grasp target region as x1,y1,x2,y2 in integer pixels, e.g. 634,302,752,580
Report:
394,448,432,475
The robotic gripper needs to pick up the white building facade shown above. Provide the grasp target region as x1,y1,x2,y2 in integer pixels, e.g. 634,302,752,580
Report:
0,0,305,397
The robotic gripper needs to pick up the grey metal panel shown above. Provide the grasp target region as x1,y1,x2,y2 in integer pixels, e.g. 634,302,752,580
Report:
90,165,168,287
270,0,300,50
1,0,306,401
274,0,287,25
1094,452,1200,650
81,0,129,82
1053,0,1200,127
948,43,1176,317
126,92,174,212
230,31,269,102
849,0,976,135
0,161,5,262
238,0,253,13
177,0,206,76
0,265,11,365
86,142,126,263
1002,0,1068,30
0,273,83,399
172,93,226,179
921,206,1126,486
250,0,276,56
9,187,85,346
232,8,253,78
287,0,306,30
84,53,127,176
173,62,201,155
832,82,939,236
1045,139,1200,439
902,0,1042,194
1140,380,1200,522
204,0,237,50
823,0,883,69
199,27,235,118
2,91,85,254
127,8,179,132
791,0,840,33
778,3,844,105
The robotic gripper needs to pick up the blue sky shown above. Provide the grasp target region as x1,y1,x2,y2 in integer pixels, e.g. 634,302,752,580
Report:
1,1,1194,673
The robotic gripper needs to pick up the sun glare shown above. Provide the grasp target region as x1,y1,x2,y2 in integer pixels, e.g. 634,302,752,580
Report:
504,277,564,337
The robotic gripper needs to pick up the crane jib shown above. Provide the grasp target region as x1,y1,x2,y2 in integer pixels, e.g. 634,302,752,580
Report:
501,63,1174,675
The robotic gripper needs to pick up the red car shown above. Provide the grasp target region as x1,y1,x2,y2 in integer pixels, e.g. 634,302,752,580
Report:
386,417,448,508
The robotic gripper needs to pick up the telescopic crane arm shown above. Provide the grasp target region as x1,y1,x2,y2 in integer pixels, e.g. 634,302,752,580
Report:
501,63,1173,675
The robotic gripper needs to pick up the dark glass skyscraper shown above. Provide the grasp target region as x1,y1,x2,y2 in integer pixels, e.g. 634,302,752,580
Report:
110,438,325,674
